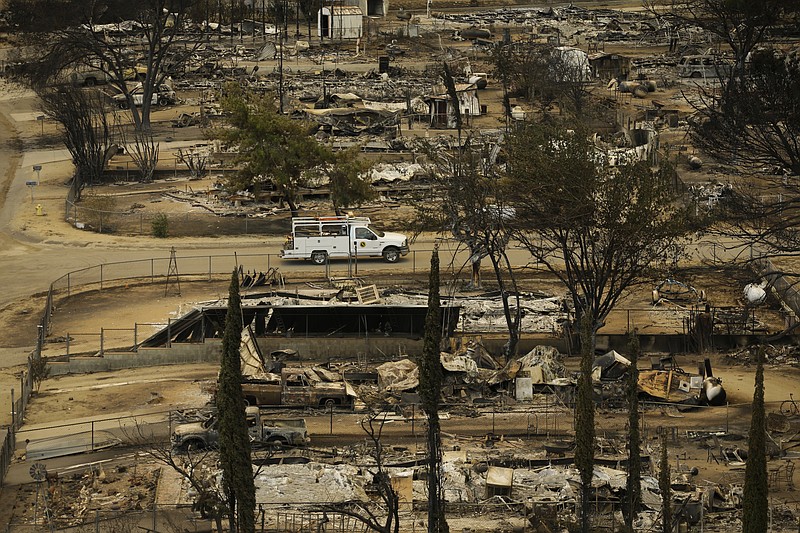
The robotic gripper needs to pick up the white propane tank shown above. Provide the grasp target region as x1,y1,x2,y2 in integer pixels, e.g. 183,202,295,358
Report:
743,283,767,305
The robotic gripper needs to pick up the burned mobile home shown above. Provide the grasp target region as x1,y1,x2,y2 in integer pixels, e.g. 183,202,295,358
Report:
137,286,572,360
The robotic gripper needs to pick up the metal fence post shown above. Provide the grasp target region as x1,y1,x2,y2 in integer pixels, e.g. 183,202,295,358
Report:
134,323,138,350
100,264,104,290
67,272,71,296
100,328,104,356
209,256,212,281
66,334,70,357
151,259,155,283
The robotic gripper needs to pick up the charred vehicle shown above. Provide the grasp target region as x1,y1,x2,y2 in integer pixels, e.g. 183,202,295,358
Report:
241,367,355,408
171,406,310,450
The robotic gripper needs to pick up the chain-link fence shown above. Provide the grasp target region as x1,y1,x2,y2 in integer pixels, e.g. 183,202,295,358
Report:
64,201,288,237
45,250,452,299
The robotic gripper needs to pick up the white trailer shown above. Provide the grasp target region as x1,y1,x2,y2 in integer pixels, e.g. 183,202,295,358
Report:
280,216,409,264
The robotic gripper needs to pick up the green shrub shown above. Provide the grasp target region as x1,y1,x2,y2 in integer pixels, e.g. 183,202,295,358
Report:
151,213,169,238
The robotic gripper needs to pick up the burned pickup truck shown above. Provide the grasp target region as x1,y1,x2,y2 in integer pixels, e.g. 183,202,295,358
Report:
241,367,355,408
172,406,310,450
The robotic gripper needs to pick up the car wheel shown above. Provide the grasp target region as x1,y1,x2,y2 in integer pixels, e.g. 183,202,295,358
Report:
311,251,327,265
158,97,169,106
117,101,127,109
690,71,702,79
383,248,400,263
84,78,96,87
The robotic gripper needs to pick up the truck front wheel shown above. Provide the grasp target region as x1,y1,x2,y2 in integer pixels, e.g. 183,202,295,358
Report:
382,247,400,263
311,251,327,265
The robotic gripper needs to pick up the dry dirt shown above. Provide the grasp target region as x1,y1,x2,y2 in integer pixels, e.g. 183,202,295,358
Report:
1,1,799,528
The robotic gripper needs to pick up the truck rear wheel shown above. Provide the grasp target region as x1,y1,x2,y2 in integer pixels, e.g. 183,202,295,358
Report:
383,247,400,263
183,439,205,452
311,251,327,265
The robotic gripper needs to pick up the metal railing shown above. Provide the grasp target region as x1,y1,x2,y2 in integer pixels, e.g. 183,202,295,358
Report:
0,246,473,486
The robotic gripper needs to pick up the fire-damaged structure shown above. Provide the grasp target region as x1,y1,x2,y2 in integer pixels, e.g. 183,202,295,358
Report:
592,351,726,406
139,301,460,345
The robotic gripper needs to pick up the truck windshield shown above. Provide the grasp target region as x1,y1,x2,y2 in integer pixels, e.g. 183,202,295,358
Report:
368,225,385,237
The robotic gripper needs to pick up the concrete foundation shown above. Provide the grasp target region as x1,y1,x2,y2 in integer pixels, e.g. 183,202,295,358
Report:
47,341,223,376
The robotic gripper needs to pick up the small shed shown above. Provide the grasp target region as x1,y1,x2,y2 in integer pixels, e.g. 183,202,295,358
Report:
426,83,481,129
589,52,631,80
318,5,363,40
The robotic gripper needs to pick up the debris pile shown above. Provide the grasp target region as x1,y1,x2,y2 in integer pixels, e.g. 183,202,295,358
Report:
725,344,800,367
17,464,159,528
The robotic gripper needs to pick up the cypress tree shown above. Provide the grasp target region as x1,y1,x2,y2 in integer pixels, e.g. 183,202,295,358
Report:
659,438,671,533
574,314,595,533
418,248,449,533
624,330,642,531
217,270,256,533
742,346,768,533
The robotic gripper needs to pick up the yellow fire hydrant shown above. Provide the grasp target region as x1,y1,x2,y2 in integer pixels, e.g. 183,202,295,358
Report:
35,204,44,216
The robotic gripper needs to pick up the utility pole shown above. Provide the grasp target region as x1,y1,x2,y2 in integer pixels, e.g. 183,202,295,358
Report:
262,0,266,42
239,0,244,43
278,27,284,114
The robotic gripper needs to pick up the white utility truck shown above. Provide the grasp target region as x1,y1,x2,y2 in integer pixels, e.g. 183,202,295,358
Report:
280,216,409,264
